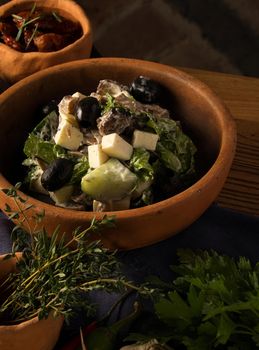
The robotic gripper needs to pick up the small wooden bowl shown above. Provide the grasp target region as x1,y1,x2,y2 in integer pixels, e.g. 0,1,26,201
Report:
0,254,64,350
0,0,92,83
0,58,236,250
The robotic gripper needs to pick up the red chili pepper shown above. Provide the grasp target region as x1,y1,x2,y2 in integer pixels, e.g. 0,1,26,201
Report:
61,321,97,350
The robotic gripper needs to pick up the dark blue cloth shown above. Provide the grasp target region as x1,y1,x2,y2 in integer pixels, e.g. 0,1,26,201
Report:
86,203,259,323
2,204,258,259
1,203,259,327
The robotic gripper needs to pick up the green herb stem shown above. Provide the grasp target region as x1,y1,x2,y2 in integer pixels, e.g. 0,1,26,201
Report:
13,196,33,236
52,11,62,23
20,248,79,290
25,22,38,50
16,16,41,42
78,278,144,294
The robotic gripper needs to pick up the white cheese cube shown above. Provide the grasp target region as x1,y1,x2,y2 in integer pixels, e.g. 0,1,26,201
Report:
88,144,109,168
102,133,133,160
59,112,79,128
132,130,159,151
54,119,83,150
49,185,74,204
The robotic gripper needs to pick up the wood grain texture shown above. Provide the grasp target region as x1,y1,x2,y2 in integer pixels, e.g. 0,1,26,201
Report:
184,68,259,216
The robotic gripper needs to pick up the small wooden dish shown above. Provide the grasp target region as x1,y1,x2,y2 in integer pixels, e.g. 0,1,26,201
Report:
0,254,63,350
0,0,92,83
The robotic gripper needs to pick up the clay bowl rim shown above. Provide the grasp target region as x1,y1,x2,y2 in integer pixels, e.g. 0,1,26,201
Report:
0,57,237,221
0,0,92,57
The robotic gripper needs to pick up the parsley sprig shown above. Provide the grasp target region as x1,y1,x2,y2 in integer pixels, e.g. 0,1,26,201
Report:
126,249,259,349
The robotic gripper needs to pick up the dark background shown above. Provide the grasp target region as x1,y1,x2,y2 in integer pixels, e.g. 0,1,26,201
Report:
78,0,259,77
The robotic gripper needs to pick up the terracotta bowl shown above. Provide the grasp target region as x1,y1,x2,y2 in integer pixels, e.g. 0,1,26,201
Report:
0,0,92,83
0,58,236,250
0,254,64,350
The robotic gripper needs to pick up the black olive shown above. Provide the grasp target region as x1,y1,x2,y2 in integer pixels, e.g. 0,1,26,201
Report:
40,99,59,117
41,158,74,192
75,96,101,128
130,76,164,104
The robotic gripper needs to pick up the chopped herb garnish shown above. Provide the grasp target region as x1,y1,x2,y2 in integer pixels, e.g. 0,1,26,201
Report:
25,22,38,50
2,3,82,52
11,14,23,20
15,16,41,42
52,11,62,23
29,2,37,17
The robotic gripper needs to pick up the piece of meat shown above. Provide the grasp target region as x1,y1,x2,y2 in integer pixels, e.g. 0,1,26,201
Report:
23,27,38,50
115,93,139,111
96,80,170,119
140,103,170,119
0,21,22,50
1,33,22,51
82,129,102,145
11,9,81,52
96,79,130,97
33,32,65,52
97,109,135,136
116,94,169,118
12,10,34,28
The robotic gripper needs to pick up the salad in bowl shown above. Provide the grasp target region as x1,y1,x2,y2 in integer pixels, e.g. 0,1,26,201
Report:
22,76,197,212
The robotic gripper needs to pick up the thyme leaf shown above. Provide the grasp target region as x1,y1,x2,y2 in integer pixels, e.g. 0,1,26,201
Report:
0,187,150,324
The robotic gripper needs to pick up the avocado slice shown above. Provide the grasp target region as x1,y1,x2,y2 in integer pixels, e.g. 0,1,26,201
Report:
81,158,137,201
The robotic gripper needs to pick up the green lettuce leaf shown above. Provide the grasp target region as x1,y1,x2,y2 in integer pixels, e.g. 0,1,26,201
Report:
32,110,59,140
23,134,67,164
69,156,89,184
147,117,179,136
129,147,154,182
147,117,196,176
156,142,182,173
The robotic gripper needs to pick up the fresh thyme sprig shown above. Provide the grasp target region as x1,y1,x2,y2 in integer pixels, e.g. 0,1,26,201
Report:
12,3,40,43
52,11,62,23
0,186,152,325
25,22,38,50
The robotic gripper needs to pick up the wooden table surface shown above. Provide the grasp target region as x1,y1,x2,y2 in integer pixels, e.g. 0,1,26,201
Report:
183,68,259,216
1,68,259,216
